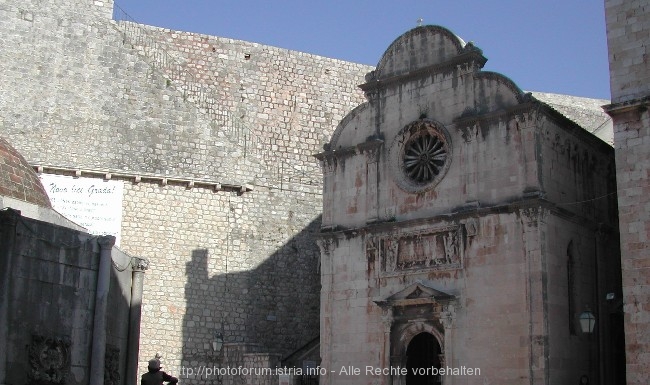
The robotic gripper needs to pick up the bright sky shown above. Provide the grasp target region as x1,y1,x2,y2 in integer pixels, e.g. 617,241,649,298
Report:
113,0,611,100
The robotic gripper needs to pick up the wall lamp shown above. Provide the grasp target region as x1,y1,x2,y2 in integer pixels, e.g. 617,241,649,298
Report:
579,310,596,334
212,331,224,352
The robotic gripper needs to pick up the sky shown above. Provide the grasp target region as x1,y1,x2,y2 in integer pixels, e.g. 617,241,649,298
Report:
112,0,611,100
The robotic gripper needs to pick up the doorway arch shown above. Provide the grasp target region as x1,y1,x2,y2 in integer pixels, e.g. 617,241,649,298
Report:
405,332,442,385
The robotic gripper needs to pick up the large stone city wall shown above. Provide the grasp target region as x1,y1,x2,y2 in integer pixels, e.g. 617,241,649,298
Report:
605,1,650,384
0,0,372,381
122,23,373,187
120,182,322,374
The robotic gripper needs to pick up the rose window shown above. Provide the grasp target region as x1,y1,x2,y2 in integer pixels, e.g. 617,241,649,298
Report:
403,133,447,184
390,120,452,192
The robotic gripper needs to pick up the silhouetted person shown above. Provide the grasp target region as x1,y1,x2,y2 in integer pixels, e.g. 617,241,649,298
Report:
141,359,178,385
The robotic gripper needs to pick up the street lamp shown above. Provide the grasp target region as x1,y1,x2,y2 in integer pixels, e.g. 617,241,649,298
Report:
579,310,596,334
212,331,224,352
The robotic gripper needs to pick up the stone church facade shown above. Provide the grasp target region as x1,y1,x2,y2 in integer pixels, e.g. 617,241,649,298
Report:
316,27,623,385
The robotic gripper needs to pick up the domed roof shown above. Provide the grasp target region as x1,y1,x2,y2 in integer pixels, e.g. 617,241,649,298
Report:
0,137,52,208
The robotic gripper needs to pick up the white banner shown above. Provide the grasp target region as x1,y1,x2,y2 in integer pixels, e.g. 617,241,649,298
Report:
39,174,124,245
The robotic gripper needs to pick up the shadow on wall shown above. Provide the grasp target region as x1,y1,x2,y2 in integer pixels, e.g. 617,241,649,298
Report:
180,216,322,384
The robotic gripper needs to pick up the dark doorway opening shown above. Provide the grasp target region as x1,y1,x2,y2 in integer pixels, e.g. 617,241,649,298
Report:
405,332,442,385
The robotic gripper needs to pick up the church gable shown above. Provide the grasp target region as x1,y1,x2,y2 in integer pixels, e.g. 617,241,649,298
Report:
320,25,543,227
375,26,469,80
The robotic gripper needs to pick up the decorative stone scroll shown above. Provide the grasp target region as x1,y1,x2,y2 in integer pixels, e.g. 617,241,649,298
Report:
28,335,71,385
370,225,464,273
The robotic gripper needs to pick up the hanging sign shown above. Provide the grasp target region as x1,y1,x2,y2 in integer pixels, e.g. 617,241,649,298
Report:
39,174,124,245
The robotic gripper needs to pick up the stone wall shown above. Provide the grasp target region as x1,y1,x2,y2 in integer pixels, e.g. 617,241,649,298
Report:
0,209,133,385
0,0,372,381
605,0,650,103
604,1,650,384
116,22,373,187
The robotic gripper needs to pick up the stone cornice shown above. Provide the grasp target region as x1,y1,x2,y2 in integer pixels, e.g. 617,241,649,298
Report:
317,193,617,240
314,138,384,161
32,164,253,194
453,98,614,153
453,100,536,128
602,95,650,116
535,101,615,152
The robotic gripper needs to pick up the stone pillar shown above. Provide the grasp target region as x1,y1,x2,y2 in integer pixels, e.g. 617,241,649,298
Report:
439,304,456,385
89,235,116,385
126,258,149,385
0,209,19,385
380,308,393,385
319,157,336,228
519,207,549,385
365,147,380,223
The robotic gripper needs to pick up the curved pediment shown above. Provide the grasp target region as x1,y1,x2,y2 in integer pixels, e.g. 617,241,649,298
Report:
373,25,483,81
328,102,371,150
470,71,528,114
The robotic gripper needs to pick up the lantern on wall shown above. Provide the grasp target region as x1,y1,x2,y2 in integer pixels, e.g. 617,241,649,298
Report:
579,311,596,334
212,331,224,352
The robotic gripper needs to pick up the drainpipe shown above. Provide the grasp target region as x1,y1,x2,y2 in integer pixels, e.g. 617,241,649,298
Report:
126,258,149,384
89,236,115,385
0,209,19,385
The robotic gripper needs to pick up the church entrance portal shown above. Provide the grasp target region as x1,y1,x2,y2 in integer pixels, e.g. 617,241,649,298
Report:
405,332,442,385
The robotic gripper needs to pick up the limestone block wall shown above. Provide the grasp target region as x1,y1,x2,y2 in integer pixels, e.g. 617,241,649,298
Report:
605,0,650,103
605,1,650,384
0,0,373,380
0,0,259,183
126,23,373,187
120,182,322,376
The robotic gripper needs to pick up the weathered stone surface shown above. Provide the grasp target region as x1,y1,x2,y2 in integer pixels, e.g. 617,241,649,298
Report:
605,1,650,384
0,0,369,381
318,25,621,385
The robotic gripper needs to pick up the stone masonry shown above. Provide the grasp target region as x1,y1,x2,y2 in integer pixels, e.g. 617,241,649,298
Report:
604,1,650,384
317,26,622,385
1,0,642,384
0,0,371,383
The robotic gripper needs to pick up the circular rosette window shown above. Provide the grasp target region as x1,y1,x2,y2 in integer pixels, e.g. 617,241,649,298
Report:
390,120,452,192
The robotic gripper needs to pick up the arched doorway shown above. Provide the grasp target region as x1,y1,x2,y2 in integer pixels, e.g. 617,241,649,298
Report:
405,332,442,385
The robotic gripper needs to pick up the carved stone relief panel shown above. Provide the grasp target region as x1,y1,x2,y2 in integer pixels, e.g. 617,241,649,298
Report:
369,225,464,275
104,345,121,385
28,335,71,385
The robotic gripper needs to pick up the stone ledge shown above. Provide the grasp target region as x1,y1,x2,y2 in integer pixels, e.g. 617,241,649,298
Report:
32,164,253,194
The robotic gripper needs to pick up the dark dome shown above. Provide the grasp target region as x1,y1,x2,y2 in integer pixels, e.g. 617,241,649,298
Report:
0,137,51,208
